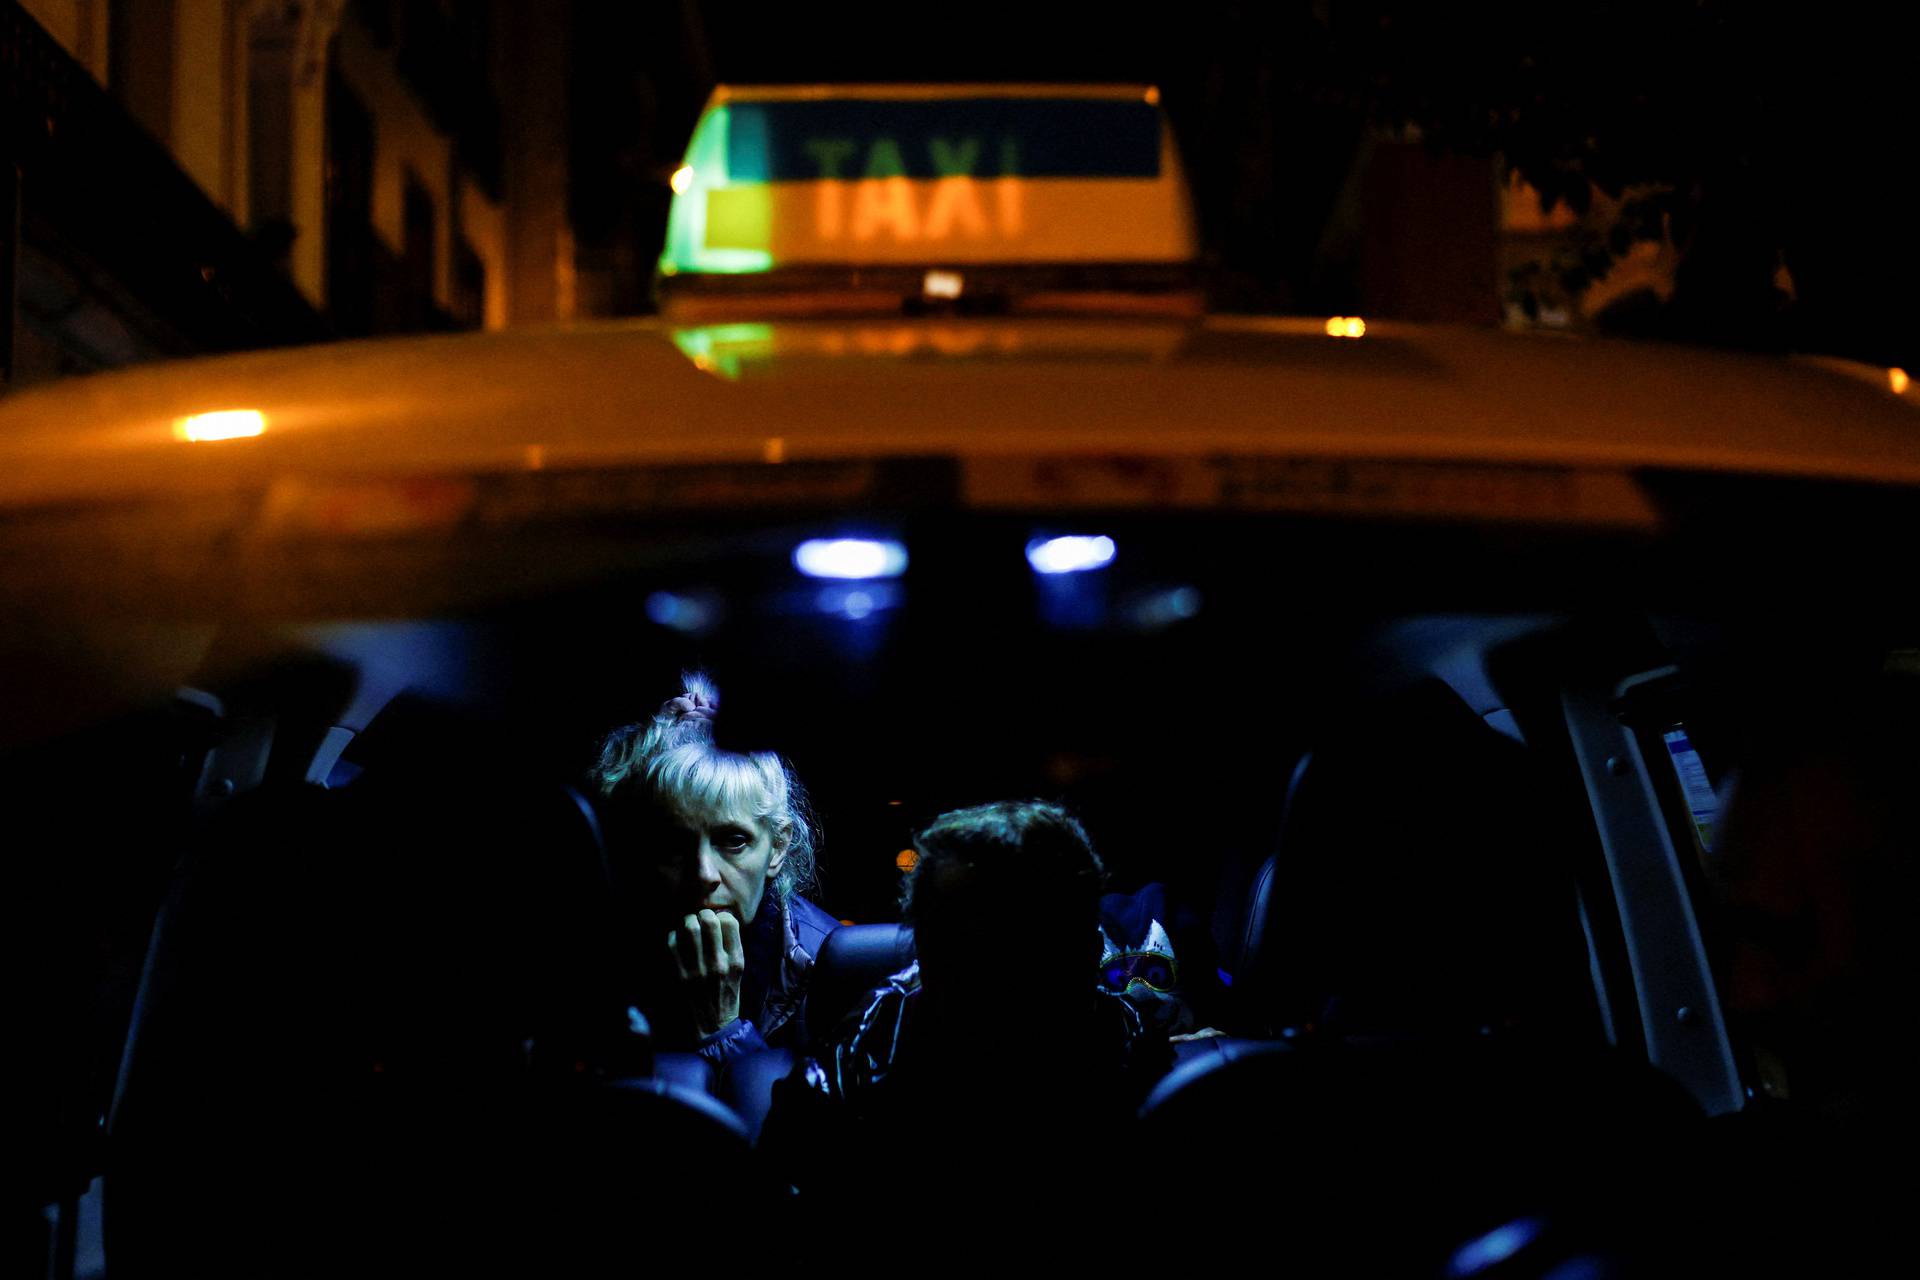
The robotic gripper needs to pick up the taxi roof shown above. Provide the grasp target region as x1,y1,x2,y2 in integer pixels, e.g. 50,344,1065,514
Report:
709,83,1162,102
0,317,1916,509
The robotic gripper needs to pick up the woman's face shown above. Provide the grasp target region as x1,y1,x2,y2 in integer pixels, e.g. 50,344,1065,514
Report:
645,802,785,928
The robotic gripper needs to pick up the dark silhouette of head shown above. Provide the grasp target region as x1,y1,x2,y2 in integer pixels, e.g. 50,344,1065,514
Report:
902,800,1106,1022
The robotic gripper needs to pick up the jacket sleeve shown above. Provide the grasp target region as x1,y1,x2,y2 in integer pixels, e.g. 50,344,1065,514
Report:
696,1017,770,1068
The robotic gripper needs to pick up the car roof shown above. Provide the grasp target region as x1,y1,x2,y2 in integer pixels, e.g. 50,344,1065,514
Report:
0,316,1916,509
708,82,1162,102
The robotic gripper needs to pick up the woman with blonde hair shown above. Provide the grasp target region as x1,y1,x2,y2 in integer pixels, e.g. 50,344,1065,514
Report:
595,674,837,1064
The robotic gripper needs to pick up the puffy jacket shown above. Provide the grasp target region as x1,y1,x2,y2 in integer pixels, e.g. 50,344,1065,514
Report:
760,961,1171,1214
798,961,1166,1100
695,893,839,1068
772,959,1168,1125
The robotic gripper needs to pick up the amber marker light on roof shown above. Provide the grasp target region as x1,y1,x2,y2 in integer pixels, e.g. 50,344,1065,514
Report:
1325,316,1367,339
670,165,694,194
1892,367,1911,395
174,409,265,442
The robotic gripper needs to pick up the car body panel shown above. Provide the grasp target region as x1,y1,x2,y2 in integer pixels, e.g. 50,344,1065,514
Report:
1,319,1917,510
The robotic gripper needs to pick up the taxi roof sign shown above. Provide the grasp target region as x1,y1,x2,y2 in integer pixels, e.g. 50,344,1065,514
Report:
657,84,1199,294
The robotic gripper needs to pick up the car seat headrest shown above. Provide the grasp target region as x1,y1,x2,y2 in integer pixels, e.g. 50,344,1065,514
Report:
809,924,916,1042
1242,679,1590,1036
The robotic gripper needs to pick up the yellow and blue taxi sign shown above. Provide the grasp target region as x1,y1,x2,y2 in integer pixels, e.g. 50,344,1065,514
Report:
658,84,1199,279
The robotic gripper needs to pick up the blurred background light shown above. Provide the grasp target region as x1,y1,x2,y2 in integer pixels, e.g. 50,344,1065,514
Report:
1445,1217,1546,1278
1027,534,1117,575
795,537,908,579
923,269,964,299
645,589,723,634
815,581,901,619
1127,585,1203,629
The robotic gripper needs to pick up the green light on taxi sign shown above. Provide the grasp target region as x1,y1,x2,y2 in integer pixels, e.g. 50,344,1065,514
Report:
661,105,776,275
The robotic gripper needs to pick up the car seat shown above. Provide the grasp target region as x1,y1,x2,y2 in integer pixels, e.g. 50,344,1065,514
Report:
808,923,916,1043
1141,679,1704,1269
711,923,917,1144
104,704,769,1275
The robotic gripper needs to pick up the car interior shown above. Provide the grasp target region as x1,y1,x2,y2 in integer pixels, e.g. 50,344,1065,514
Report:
8,490,1916,1275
